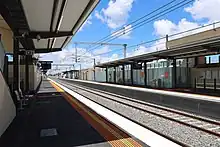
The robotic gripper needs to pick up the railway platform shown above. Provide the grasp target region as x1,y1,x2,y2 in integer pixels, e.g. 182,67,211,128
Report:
0,79,147,147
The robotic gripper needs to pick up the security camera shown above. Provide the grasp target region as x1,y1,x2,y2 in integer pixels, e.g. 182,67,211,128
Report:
36,34,41,41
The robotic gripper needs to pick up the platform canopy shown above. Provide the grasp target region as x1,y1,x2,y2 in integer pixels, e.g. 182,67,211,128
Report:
0,0,99,53
96,35,220,68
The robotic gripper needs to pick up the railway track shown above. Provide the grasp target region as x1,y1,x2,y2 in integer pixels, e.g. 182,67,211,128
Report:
55,79,220,145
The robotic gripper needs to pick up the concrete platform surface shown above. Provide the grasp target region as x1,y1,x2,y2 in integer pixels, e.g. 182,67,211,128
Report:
0,80,111,147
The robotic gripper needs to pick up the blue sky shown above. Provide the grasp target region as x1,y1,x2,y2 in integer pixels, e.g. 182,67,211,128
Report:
41,0,220,72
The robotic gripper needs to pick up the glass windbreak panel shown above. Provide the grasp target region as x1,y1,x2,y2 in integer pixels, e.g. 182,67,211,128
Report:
133,70,144,85
124,64,131,84
176,58,190,88
116,65,123,84
146,60,172,88
107,67,115,83
96,68,106,82
188,58,195,67
132,62,144,85
160,60,172,88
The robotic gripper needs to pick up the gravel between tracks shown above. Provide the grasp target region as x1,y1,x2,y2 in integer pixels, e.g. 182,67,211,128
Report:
60,81,220,147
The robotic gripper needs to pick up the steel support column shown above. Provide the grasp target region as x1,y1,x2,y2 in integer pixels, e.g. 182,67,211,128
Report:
25,55,30,92
13,38,19,91
172,59,177,88
106,67,108,82
186,58,190,88
144,61,147,87
3,55,8,85
131,63,133,85
93,59,96,81
195,57,198,67
122,64,125,85
114,66,116,83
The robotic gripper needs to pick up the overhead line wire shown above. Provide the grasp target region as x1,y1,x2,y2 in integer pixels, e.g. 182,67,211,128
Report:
82,0,193,55
88,0,178,46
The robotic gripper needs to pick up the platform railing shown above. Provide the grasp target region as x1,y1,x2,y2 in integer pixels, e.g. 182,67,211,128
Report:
195,78,220,91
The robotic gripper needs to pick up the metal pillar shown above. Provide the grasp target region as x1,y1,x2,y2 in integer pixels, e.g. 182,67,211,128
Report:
123,44,127,58
144,61,147,87
70,71,73,79
13,38,19,91
93,58,96,81
131,63,133,85
106,67,108,82
25,55,30,92
186,58,190,88
208,56,211,64
114,66,116,83
166,34,169,49
3,55,8,84
219,56,220,64
122,64,125,85
172,59,177,88
195,57,198,67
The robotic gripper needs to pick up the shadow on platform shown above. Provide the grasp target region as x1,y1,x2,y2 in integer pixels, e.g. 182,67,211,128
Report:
0,80,114,147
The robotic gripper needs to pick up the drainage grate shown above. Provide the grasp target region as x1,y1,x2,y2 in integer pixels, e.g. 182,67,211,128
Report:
40,128,58,137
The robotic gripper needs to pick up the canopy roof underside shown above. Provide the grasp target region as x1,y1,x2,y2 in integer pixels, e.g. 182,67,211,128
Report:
0,0,99,53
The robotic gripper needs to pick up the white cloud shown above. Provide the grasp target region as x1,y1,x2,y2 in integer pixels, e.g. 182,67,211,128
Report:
153,0,220,40
127,39,167,57
95,10,105,22
154,18,200,37
92,45,111,55
39,44,121,71
185,0,220,22
128,45,148,56
154,19,176,37
79,15,93,31
97,53,120,63
95,0,134,29
111,24,133,39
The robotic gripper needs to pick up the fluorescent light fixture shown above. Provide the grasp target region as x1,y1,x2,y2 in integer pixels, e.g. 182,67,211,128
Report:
57,15,63,31
51,38,57,49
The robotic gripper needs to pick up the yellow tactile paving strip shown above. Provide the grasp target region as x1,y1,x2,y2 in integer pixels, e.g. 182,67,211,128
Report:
50,81,142,147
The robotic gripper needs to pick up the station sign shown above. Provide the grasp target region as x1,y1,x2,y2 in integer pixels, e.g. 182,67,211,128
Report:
39,61,53,70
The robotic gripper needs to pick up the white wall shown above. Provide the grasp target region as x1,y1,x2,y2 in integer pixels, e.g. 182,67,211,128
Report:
0,71,16,137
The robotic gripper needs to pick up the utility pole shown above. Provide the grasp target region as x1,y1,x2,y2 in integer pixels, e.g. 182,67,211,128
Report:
123,44,127,58
166,34,169,49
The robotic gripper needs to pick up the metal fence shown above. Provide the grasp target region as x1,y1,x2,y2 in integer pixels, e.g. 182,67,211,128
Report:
195,78,220,90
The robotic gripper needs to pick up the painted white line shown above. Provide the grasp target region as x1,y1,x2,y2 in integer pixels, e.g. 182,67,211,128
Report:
49,78,181,147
